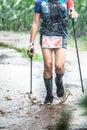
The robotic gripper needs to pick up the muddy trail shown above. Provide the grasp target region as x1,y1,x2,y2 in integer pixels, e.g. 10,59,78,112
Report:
0,31,87,130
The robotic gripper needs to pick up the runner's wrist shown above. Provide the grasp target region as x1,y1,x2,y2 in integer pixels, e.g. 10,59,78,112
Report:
29,42,34,46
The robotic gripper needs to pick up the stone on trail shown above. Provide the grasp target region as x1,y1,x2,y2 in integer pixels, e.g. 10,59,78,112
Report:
0,109,5,114
4,95,11,100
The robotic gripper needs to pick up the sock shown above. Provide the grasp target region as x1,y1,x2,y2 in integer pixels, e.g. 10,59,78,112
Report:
55,73,64,97
55,73,64,85
44,77,53,96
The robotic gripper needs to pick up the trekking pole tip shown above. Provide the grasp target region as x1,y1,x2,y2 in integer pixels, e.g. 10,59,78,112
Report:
30,91,32,94
82,89,84,93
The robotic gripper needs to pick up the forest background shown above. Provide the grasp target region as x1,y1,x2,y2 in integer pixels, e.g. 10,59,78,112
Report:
0,0,87,37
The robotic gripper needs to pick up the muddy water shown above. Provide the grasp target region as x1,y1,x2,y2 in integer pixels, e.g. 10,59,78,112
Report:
0,35,87,129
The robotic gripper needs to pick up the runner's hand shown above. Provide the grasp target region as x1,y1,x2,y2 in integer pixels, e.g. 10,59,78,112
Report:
69,7,78,21
27,45,34,58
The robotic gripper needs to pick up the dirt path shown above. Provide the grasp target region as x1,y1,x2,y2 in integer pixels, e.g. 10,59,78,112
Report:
0,31,87,130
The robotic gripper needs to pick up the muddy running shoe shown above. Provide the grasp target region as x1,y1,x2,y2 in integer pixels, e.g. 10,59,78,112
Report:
59,89,72,104
56,80,64,97
44,95,54,104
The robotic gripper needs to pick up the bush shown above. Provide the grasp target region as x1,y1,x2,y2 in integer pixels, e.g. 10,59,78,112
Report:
0,0,35,31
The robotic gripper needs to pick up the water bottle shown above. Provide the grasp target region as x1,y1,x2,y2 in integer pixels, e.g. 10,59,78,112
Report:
41,1,49,14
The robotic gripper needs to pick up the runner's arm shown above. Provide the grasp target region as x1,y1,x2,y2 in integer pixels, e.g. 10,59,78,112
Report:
27,0,41,57
27,13,40,57
30,13,40,43
30,0,41,44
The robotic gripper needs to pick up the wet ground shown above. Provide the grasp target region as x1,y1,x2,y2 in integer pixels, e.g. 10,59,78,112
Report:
0,31,87,130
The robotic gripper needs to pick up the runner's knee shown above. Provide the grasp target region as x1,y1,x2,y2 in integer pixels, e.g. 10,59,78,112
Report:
55,63,64,74
44,61,52,73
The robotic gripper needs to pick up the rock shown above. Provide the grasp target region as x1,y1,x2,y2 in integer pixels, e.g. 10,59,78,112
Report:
4,96,11,100
39,102,44,106
7,90,10,92
35,98,41,103
31,100,37,105
0,109,5,114
35,115,40,119
27,93,37,100
30,95,37,100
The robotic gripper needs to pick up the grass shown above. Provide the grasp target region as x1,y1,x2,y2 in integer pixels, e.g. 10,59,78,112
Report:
0,42,43,62
79,36,87,41
55,109,71,130
68,36,87,50
0,42,22,52
67,36,75,47
79,87,87,115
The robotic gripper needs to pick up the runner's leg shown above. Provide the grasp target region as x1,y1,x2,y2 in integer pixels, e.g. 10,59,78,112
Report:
54,48,66,97
41,48,54,103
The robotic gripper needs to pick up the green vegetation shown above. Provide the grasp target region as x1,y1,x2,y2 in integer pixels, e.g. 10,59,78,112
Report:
79,36,87,42
33,53,42,62
55,109,71,130
0,42,43,61
67,37,75,47
79,88,87,115
0,0,87,37
78,44,87,51
74,0,87,36
68,36,87,51
77,36,87,51
0,42,22,52
0,0,35,31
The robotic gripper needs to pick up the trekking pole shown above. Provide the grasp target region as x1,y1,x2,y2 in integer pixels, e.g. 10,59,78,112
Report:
30,48,34,94
30,57,32,94
71,19,84,93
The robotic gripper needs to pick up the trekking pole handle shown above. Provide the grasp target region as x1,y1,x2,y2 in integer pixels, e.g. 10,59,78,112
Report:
30,48,34,54
70,9,77,23
29,48,34,59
